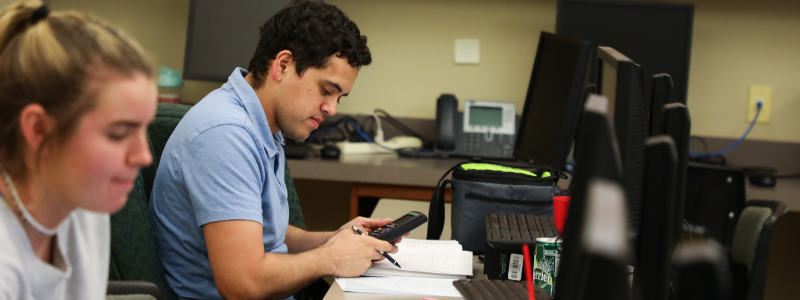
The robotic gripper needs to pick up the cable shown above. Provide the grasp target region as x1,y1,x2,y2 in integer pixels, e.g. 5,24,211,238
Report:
689,101,762,158
369,111,384,143
689,136,708,153
308,116,358,139
360,115,375,137
682,218,693,247
373,109,433,146
345,120,396,151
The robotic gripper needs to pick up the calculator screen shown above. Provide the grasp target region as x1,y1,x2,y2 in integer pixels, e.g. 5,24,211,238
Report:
393,214,415,225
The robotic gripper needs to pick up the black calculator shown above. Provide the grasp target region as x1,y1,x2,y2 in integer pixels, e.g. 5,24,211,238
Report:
369,211,428,242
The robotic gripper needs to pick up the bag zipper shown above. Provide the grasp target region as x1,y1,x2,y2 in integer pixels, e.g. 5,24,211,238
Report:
454,168,557,185
464,192,553,205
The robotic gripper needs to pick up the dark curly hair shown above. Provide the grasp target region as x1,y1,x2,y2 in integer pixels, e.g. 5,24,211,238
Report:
247,0,371,88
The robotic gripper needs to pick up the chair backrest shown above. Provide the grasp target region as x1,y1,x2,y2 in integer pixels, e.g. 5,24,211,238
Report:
106,280,165,300
108,104,191,300
730,200,787,300
108,104,307,299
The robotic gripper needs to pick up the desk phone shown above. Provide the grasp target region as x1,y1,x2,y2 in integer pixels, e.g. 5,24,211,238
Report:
436,94,518,160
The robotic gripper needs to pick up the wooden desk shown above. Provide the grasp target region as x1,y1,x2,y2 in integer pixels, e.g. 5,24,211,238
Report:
746,178,800,212
287,153,462,218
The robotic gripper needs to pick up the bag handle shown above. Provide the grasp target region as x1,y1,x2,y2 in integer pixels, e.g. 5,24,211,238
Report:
426,179,451,240
426,160,469,240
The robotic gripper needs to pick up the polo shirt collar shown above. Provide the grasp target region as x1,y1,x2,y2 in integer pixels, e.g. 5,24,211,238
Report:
227,67,283,157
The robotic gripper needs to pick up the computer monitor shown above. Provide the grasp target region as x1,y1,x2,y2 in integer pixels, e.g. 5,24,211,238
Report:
562,178,632,300
557,0,694,106
662,103,691,243
513,31,592,171
183,0,300,81
596,46,648,236
557,94,630,300
633,136,678,300
649,74,674,136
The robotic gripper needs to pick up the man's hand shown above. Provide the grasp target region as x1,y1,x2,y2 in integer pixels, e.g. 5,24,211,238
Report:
317,228,396,277
337,216,411,244
338,216,391,233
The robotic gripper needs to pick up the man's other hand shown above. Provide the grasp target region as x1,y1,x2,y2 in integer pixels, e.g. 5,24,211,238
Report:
318,229,395,277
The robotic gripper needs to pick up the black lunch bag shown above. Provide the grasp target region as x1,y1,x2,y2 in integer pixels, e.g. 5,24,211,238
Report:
426,160,559,253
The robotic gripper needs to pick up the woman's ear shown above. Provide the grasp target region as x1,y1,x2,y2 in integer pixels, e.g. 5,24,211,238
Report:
18,104,55,153
270,50,294,82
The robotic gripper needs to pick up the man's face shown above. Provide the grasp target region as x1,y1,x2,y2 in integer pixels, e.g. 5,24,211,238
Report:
275,55,358,140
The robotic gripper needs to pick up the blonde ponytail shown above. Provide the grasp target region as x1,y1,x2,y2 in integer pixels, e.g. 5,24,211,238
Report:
0,0,154,179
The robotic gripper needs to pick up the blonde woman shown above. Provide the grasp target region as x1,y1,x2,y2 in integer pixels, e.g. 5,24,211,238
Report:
0,1,156,299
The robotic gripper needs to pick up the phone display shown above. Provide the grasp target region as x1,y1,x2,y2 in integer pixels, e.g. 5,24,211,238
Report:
369,211,428,241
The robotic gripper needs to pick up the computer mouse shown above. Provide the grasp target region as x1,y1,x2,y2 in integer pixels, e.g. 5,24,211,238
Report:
749,174,776,187
744,167,777,188
320,144,340,159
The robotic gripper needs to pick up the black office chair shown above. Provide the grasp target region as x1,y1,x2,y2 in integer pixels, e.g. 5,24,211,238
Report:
729,200,787,300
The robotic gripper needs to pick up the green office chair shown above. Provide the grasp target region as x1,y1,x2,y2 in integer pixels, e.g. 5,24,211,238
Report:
108,103,308,300
106,281,164,300
729,200,787,300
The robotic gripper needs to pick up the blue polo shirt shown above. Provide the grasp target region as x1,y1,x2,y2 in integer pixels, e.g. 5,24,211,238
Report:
149,68,291,300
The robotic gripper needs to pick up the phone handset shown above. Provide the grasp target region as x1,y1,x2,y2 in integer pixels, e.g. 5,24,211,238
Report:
435,94,458,151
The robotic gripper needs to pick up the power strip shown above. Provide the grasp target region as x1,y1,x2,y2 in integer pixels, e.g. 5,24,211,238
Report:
337,142,394,154
338,136,423,155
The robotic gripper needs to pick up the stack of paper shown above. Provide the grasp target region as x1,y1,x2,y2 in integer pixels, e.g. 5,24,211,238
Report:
336,277,464,297
335,239,473,297
365,239,472,279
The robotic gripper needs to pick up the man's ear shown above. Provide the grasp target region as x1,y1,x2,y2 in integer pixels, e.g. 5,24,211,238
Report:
18,104,55,153
271,50,294,82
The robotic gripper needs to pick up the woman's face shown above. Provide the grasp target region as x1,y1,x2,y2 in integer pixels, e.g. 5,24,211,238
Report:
40,71,157,213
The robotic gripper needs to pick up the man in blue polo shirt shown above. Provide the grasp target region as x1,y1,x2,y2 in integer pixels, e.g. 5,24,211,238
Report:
148,1,396,299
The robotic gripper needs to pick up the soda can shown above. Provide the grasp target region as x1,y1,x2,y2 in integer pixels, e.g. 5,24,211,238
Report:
534,237,562,297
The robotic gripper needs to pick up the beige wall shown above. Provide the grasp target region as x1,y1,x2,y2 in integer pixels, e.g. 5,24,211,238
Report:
331,0,800,143
44,0,224,104
4,0,800,143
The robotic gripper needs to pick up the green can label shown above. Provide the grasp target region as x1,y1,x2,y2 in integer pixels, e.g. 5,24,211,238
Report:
534,237,561,297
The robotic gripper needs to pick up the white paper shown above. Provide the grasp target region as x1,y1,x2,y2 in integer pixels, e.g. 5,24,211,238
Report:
362,267,466,279
398,238,463,251
371,249,473,276
335,277,462,297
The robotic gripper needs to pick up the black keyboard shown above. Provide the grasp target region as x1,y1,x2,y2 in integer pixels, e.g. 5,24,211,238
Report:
453,278,551,300
486,213,558,243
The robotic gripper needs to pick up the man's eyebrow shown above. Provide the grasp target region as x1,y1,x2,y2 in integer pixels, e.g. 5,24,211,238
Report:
109,121,143,128
321,80,348,96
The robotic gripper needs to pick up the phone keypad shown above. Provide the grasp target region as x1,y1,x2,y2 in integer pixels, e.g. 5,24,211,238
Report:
370,223,397,237
458,133,513,157
460,133,483,153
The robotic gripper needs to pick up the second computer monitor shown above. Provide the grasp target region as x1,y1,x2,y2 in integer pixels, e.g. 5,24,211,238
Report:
596,46,648,236
513,31,592,171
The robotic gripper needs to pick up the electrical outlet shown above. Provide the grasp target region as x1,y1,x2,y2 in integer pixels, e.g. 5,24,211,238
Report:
747,86,771,124
455,39,480,64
